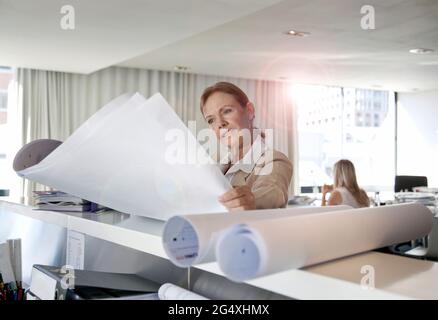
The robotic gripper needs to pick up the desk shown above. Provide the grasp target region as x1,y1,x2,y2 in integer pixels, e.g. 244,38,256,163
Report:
2,200,438,299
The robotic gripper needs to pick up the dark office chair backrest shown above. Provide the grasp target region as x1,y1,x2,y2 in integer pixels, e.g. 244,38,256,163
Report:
300,186,322,193
394,175,428,193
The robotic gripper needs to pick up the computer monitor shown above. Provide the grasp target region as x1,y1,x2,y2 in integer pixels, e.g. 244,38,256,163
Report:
394,175,428,193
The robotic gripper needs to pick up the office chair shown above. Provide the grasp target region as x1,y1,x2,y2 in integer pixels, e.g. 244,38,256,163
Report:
300,186,321,193
394,175,428,193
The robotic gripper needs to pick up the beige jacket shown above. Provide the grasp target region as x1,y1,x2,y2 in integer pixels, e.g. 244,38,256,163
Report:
219,140,293,209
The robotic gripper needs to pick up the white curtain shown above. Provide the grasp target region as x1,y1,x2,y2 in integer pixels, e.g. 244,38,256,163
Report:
16,66,298,201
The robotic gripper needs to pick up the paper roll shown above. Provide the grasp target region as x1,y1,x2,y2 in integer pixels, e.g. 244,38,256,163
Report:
162,205,352,267
158,283,208,300
16,93,231,220
215,203,433,282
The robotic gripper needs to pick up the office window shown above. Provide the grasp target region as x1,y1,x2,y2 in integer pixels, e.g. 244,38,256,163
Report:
0,67,14,192
0,86,8,125
398,91,438,187
293,85,395,192
0,90,7,110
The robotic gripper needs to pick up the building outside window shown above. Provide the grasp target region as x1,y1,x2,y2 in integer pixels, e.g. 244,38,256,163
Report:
293,85,395,193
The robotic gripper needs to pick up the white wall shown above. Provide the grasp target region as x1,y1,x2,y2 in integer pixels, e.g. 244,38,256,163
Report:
397,90,438,187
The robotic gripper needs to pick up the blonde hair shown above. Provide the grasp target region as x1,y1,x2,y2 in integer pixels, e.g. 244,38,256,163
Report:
333,159,370,207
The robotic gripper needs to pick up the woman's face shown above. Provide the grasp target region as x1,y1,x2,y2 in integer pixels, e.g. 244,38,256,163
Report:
202,91,254,147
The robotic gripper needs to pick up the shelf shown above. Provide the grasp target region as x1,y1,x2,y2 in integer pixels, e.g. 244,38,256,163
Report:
0,200,167,259
3,199,438,299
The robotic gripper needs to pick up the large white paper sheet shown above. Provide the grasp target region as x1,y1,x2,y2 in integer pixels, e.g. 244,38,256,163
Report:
215,203,433,282
17,93,231,220
162,205,352,267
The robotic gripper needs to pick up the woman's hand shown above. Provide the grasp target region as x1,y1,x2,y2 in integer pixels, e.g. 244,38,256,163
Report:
321,184,334,206
219,186,256,212
322,184,334,194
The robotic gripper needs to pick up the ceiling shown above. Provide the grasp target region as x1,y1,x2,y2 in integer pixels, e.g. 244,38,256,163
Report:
0,0,282,73
1,0,438,92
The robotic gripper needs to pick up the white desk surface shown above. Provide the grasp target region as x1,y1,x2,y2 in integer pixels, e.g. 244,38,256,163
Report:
2,199,438,300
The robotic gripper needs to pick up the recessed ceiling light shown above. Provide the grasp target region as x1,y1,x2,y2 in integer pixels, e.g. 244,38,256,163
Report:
284,30,310,37
409,48,434,54
174,65,189,71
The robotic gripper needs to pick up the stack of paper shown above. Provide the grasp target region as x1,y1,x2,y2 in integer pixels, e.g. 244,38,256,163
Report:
395,192,436,206
33,190,105,212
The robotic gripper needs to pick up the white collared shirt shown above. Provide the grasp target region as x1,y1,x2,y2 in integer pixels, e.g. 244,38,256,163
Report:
221,135,266,184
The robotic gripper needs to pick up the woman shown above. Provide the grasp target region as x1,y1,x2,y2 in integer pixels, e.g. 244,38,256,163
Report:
200,82,293,211
322,159,370,208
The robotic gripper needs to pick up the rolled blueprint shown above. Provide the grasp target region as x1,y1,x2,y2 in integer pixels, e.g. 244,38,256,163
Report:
16,93,231,220
215,203,433,282
158,283,208,300
162,205,352,267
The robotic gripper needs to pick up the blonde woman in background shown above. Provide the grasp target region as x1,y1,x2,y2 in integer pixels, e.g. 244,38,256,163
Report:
322,159,370,208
